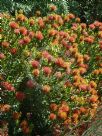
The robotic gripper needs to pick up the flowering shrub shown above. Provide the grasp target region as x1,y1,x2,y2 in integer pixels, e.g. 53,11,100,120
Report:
0,6,102,136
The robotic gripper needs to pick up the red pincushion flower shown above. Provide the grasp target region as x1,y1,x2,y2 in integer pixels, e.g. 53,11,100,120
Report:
14,29,20,34
23,36,31,44
89,24,95,29
26,80,35,88
18,39,25,45
10,48,17,55
43,67,52,76
49,113,56,120
9,21,19,29
50,103,58,111
31,60,39,68
42,51,53,61
1,81,15,91
0,53,5,59
35,31,44,40
28,31,35,39
16,92,26,101
79,84,88,91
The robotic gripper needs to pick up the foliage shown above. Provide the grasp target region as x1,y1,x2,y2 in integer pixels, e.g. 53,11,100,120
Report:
0,5,102,135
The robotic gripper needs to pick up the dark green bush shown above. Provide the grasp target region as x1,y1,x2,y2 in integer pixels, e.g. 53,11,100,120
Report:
1,0,102,23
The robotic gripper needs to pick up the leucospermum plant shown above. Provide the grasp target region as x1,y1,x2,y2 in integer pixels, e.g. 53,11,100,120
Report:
0,5,102,136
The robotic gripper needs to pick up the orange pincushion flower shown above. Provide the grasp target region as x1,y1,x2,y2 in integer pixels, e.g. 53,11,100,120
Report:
48,29,57,37
77,58,83,65
80,36,84,41
73,75,80,82
55,72,62,79
75,17,80,23
69,36,75,43
50,103,58,111
20,120,28,128
90,108,97,117
58,17,64,25
58,111,67,120
64,118,71,126
2,41,10,48
92,70,99,75
81,23,86,29
49,5,57,11
99,68,102,74
80,107,87,114
84,36,94,44
13,112,21,120
89,81,97,88
1,104,11,112
72,69,79,75
72,113,79,120
79,67,87,74
19,27,27,36
90,95,98,103
29,18,35,26
84,54,90,61
59,104,70,113
38,17,45,28
42,85,51,93
64,81,72,88
89,89,97,95
35,11,41,16
9,21,19,29
22,127,30,134
73,82,80,88
52,23,59,29
32,69,40,77
49,113,56,120
68,13,75,19
16,14,26,21
55,57,65,67
73,109,81,116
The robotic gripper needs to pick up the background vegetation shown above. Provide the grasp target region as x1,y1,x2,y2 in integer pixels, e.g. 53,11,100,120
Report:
0,0,102,24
